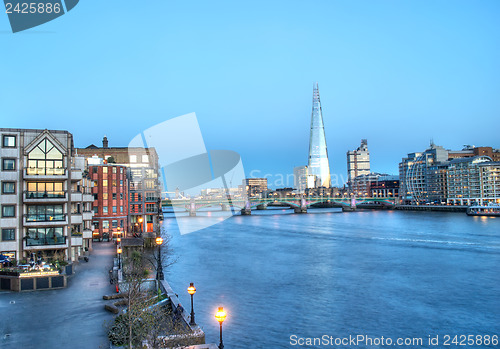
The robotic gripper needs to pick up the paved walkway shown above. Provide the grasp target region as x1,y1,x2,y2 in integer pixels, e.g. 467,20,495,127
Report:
0,242,117,349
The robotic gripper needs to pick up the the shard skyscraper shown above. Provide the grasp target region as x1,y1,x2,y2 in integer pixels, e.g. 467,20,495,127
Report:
307,82,331,188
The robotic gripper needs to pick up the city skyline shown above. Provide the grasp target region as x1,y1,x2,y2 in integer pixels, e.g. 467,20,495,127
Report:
1,0,499,185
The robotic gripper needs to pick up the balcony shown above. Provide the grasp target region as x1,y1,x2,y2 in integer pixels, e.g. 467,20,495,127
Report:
24,214,67,226
71,170,83,182
24,168,67,180
82,229,93,239
71,214,83,224
25,236,67,248
71,236,83,246
82,211,93,221
83,194,94,203
71,192,83,202
24,191,67,203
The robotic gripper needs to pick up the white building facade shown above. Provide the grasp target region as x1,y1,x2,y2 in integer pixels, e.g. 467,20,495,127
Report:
0,129,93,263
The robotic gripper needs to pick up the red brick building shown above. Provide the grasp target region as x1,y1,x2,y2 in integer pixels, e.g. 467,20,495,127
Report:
90,164,129,241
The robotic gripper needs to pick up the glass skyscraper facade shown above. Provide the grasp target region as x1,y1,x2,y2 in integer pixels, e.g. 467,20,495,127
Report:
307,83,331,188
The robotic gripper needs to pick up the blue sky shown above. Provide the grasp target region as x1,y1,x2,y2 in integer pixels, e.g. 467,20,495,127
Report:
1,0,499,187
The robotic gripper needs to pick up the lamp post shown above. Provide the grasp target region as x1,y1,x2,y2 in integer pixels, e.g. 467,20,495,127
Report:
138,217,143,234
187,283,196,325
117,247,122,269
155,236,164,280
215,307,226,349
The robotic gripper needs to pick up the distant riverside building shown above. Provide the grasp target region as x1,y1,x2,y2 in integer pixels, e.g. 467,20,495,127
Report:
350,172,385,197
243,178,268,197
307,83,331,188
0,128,93,263
89,164,129,241
447,156,500,206
76,137,161,237
370,176,400,198
347,139,370,188
399,143,500,205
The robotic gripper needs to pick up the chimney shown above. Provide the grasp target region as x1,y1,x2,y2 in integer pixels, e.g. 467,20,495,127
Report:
103,136,108,148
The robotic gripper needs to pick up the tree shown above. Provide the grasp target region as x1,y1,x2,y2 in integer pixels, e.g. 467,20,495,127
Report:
107,156,116,164
107,243,187,348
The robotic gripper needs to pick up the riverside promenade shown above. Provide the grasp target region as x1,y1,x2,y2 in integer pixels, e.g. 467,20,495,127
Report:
0,242,116,349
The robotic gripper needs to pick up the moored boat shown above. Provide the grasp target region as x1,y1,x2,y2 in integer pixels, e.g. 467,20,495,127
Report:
466,205,500,216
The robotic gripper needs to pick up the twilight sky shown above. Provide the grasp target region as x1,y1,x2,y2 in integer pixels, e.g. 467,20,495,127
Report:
1,0,499,187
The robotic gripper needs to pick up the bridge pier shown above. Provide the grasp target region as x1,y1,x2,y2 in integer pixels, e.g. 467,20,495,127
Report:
240,208,252,215
342,206,356,212
189,210,197,217
294,206,307,214
256,204,267,210
221,204,230,211
189,200,196,217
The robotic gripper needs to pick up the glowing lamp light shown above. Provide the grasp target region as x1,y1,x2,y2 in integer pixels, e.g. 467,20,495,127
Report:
117,237,121,243
155,237,163,246
187,282,196,295
117,248,122,254
215,307,226,324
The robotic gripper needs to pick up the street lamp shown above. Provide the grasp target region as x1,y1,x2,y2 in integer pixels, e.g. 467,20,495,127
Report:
187,283,196,325
138,217,143,234
155,236,164,280
117,247,122,269
215,307,226,349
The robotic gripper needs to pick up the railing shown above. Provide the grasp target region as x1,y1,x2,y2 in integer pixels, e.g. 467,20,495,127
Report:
25,214,66,222
26,236,67,246
25,191,66,199
26,168,66,176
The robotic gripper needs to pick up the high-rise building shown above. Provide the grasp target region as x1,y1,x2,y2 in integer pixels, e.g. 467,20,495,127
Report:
0,129,94,263
293,166,308,193
307,83,331,188
347,139,370,185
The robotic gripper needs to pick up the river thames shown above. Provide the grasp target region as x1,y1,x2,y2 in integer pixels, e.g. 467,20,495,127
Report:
163,208,500,349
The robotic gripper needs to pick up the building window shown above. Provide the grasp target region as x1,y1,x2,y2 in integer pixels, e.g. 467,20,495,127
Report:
2,135,16,148
103,207,108,214
27,138,64,175
103,221,109,229
112,180,117,187
26,227,65,246
2,182,15,194
103,192,108,200
103,180,108,187
130,155,137,163
120,206,123,213
112,220,118,228
142,155,149,163
112,167,117,174
2,158,16,171
92,167,98,173
2,205,15,218
93,206,98,214
120,193,123,200
103,167,108,174
120,180,123,186
112,206,117,213
26,205,64,221
26,182,64,198
1,228,15,241
112,193,117,200
120,168,123,173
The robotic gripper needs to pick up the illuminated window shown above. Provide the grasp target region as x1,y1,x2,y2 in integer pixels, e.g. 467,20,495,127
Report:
103,167,108,174
27,138,64,175
103,180,108,187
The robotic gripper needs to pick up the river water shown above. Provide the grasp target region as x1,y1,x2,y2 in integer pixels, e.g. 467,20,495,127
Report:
162,208,500,349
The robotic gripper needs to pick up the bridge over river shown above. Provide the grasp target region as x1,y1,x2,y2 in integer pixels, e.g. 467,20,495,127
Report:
163,196,397,216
